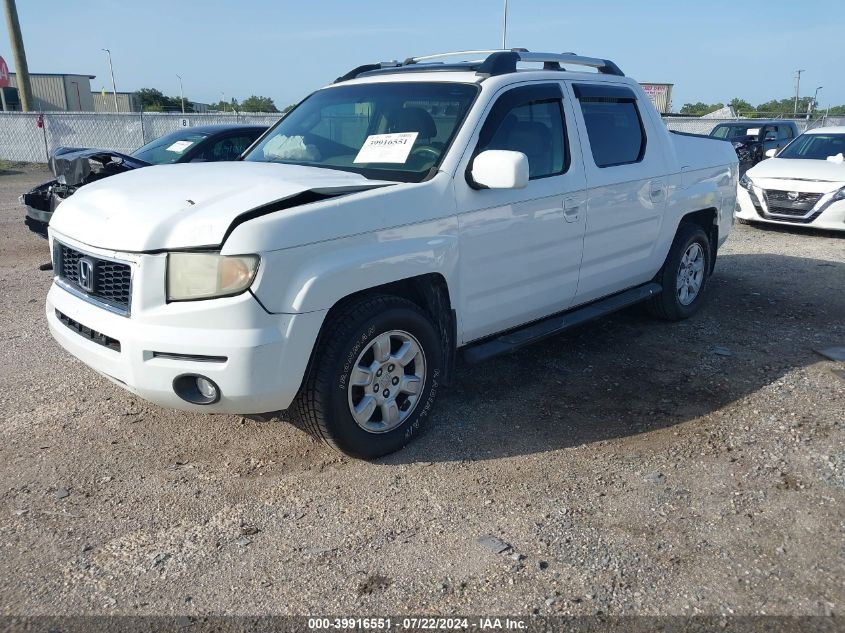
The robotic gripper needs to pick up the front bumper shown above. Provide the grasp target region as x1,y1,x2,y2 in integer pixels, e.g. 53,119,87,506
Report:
735,186,845,231
46,268,326,415
24,205,51,239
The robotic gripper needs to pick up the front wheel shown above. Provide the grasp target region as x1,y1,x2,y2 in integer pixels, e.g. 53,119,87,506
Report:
293,295,444,459
647,223,712,321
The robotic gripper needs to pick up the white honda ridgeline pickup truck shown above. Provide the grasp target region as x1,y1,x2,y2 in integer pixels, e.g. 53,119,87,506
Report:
46,50,737,458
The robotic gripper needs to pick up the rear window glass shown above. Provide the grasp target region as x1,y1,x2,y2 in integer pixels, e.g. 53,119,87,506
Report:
579,98,646,167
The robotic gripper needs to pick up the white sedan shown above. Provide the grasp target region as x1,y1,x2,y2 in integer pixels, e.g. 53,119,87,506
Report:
735,126,845,231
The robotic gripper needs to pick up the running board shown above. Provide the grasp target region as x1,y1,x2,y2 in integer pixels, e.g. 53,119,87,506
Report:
462,282,662,364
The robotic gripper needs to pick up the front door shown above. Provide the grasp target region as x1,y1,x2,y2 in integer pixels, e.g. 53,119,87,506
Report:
453,83,588,343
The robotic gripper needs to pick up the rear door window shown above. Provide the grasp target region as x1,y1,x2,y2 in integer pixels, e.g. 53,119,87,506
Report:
777,125,794,140
573,83,646,168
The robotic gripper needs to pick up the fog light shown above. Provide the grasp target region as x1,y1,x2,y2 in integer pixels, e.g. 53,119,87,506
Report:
173,374,220,405
196,377,216,399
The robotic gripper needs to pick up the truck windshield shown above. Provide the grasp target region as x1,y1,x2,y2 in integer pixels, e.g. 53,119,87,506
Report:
710,125,761,140
777,133,845,160
243,82,479,182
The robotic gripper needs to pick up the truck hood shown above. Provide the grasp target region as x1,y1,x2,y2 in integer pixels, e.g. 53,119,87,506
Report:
49,162,393,252
747,157,845,186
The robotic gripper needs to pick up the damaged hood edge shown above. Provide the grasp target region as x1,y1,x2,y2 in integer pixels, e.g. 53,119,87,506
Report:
49,161,396,252
50,146,150,186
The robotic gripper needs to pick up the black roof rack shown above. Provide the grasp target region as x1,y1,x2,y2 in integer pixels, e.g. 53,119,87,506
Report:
334,49,624,83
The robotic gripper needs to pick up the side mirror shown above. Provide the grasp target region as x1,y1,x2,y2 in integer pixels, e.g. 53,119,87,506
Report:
470,150,529,189
764,148,778,158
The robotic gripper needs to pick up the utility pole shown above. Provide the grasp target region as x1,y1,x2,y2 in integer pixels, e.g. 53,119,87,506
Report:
176,74,185,113
102,48,119,112
501,0,508,49
808,86,822,119
793,69,804,117
2,0,33,111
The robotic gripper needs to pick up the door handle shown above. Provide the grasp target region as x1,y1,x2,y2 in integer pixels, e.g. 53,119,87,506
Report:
563,196,583,223
649,182,665,201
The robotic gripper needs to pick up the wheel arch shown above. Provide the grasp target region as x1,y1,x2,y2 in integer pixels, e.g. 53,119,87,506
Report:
679,207,719,274
300,273,457,395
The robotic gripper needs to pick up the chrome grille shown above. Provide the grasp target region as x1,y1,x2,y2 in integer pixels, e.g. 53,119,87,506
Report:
763,189,822,216
55,243,132,314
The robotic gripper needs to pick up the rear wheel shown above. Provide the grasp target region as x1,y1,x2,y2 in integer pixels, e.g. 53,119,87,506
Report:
647,223,712,321
294,295,444,459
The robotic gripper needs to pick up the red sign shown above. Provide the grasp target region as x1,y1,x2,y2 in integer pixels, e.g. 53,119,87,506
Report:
0,56,9,88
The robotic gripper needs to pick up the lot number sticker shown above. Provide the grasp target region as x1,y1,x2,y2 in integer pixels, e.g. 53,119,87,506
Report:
166,140,194,153
354,132,418,164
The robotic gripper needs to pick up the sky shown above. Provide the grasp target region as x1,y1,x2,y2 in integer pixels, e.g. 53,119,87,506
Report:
1,0,842,111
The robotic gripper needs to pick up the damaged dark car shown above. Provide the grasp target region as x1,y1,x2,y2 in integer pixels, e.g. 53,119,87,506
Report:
709,120,799,173
21,124,267,238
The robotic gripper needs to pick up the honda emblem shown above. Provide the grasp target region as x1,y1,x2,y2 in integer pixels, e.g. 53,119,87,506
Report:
78,257,96,293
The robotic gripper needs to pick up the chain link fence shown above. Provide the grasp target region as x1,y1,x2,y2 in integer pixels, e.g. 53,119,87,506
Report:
662,116,844,136
1,111,843,164
0,112,283,163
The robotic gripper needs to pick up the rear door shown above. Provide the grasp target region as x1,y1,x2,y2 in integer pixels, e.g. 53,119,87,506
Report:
566,81,670,305
453,82,587,342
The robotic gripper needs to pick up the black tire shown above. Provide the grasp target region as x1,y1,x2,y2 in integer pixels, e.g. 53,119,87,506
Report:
293,295,444,459
646,222,712,321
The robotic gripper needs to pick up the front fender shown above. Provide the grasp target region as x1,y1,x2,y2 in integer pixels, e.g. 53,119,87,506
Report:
252,218,459,314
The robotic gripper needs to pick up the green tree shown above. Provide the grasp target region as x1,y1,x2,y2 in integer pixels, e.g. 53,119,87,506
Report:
729,98,754,116
679,102,724,116
212,98,239,112
239,95,279,113
135,88,195,112
755,97,813,116
135,88,168,111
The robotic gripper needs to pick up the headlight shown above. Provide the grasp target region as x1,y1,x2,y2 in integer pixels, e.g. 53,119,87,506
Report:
739,173,754,191
167,252,260,301
832,185,845,202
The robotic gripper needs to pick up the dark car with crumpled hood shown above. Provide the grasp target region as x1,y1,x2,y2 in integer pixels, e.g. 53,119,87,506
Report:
21,124,267,238
709,120,799,173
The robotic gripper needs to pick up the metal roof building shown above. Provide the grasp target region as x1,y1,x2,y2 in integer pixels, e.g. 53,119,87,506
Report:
92,90,141,112
7,72,96,111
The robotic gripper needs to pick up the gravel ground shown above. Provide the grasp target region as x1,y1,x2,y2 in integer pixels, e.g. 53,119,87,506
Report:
0,165,843,618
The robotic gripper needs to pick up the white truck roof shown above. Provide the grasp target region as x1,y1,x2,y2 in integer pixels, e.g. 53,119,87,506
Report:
331,49,628,88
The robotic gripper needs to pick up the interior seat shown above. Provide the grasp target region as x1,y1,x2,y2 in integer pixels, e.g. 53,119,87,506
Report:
386,107,438,144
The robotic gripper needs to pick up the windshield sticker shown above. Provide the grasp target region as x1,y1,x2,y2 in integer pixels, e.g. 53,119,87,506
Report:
263,135,321,161
166,140,194,153
354,132,418,164
745,128,760,137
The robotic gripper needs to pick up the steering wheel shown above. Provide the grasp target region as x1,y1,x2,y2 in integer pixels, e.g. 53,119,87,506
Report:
409,145,440,162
